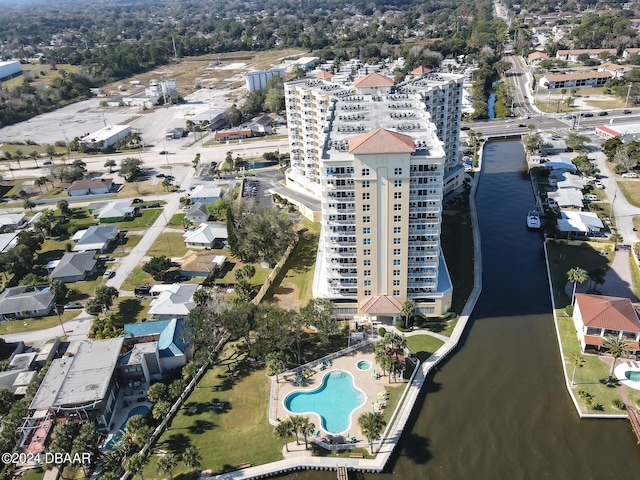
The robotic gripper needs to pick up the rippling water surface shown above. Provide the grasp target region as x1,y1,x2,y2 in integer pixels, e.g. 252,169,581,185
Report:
280,140,640,480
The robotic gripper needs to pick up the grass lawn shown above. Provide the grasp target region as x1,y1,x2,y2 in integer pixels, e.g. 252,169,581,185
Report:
115,180,167,198
168,213,186,227
121,266,155,291
546,240,614,308
556,311,627,414
0,309,81,335
114,208,162,230
113,232,143,256
111,297,150,325
265,218,319,305
146,232,189,258
406,334,446,362
216,260,270,286
143,349,282,478
19,467,45,480
617,179,640,208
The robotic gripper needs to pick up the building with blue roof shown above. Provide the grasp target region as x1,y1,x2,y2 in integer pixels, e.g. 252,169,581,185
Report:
119,318,192,385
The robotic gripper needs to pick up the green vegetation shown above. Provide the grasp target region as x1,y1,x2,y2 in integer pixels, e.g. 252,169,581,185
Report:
114,208,162,230
0,310,80,335
143,349,281,478
168,213,186,227
145,232,189,258
406,335,445,362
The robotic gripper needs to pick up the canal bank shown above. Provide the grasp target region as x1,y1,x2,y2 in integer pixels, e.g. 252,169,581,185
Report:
279,139,640,480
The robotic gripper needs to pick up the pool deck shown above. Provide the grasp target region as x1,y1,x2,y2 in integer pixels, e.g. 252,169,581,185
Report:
272,344,397,447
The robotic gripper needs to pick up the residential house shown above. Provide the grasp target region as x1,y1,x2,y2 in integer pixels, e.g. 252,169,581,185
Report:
0,286,55,320
557,210,604,235
185,202,210,223
48,252,97,282
0,213,27,231
528,52,549,66
623,48,640,59
28,338,124,431
148,284,200,319
183,223,228,249
539,136,569,156
73,225,120,252
95,200,135,222
189,186,222,204
573,293,640,354
555,48,616,62
248,115,274,135
0,232,18,253
539,71,613,90
180,251,227,278
213,129,252,142
120,318,192,385
66,178,113,196
598,63,634,78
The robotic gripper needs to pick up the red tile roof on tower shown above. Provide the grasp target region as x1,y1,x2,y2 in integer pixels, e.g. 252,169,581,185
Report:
411,66,432,75
349,128,416,155
353,72,395,88
359,295,403,315
316,70,333,79
575,293,640,332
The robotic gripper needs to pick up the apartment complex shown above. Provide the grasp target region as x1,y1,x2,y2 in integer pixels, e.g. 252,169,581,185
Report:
284,70,464,319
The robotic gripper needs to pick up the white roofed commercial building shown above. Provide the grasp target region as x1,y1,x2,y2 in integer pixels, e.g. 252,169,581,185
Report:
79,125,131,151
245,67,286,92
283,70,461,319
0,61,22,81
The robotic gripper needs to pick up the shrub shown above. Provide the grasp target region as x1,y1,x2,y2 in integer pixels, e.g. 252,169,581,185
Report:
612,398,626,410
378,327,387,337
394,320,408,332
565,305,574,316
592,403,604,411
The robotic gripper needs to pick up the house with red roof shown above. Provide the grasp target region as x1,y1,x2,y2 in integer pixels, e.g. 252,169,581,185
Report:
573,293,640,354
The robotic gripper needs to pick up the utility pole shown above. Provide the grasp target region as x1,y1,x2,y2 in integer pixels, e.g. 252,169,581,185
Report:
54,305,67,336
625,82,633,110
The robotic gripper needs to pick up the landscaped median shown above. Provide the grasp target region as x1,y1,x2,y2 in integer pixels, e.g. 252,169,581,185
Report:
545,239,640,415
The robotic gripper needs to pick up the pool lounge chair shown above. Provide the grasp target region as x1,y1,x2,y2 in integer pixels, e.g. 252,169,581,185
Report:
312,429,320,437
325,359,332,367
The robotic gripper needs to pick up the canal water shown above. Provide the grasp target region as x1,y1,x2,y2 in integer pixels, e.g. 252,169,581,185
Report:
283,140,640,480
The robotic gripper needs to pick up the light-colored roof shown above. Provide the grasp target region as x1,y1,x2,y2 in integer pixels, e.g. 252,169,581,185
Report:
29,338,124,411
557,48,616,55
0,286,54,315
359,295,403,315
0,213,26,227
183,222,228,244
49,252,97,280
190,185,222,200
548,188,584,208
148,284,199,317
576,294,640,332
557,210,604,232
73,225,119,251
544,71,612,82
66,178,113,191
0,232,18,253
528,52,549,60
353,72,394,88
349,128,416,155
185,202,210,220
96,200,134,219
214,130,252,139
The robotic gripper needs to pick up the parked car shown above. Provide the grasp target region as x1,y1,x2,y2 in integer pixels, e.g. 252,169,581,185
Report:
103,269,114,279
584,176,597,182
149,202,160,208
132,198,143,203
583,194,599,202
64,302,84,310
594,181,605,189
622,172,638,178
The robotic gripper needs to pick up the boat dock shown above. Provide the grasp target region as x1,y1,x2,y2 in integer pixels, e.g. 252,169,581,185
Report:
336,466,348,480
626,403,640,444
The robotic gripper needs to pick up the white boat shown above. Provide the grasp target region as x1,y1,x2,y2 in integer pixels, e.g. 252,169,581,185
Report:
527,210,541,229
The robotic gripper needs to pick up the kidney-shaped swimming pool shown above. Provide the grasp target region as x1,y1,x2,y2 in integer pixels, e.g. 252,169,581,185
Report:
284,370,366,434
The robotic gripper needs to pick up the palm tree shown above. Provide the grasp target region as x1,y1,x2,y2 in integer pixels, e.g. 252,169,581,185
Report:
127,453,148,480
603,336,631,382
610,232,623,250
182,445,202,474
357,411,386,455
157,453,178,480
567,267,588,305
29,151,39,168
400,298,416,329
275,419,294,452
22,199,35,212
569,353,585,386
297,416,315,449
